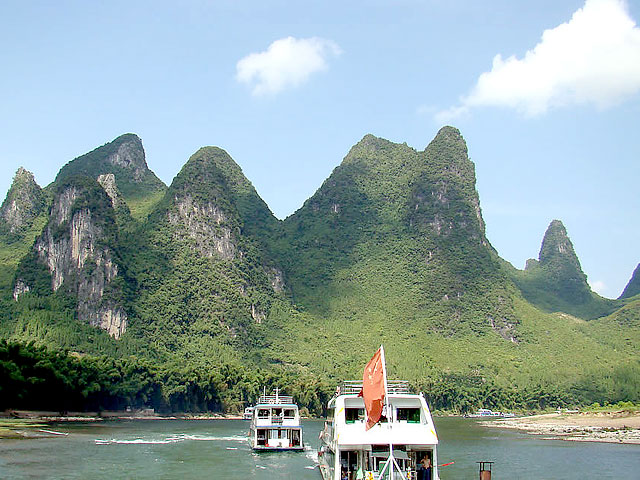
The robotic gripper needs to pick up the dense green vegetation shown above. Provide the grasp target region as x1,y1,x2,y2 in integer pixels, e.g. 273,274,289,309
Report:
0,129,638,415
0,340,330,414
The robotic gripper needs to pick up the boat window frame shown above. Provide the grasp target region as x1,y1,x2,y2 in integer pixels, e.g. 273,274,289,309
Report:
396,407,421,423
345,407,365,424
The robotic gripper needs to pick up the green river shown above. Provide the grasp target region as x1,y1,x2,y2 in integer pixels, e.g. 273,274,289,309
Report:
0,418,638,479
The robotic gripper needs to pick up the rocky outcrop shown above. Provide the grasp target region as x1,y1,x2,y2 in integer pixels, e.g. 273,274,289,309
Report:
14,176,127,339
0,167,45,236
168,193,237,261
103,136,147,181
267,267,285,293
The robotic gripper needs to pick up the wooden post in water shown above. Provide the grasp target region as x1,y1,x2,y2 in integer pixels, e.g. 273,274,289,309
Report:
478,461,493,480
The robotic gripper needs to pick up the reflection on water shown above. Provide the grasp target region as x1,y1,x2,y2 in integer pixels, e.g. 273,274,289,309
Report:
0,418,638,479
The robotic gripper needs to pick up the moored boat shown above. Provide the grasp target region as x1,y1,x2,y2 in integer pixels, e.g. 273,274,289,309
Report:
243,406,254,420
466,408,515,418
248,388,303,450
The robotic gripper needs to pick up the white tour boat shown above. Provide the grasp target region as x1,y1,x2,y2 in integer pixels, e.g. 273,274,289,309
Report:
319,380,439,480
319,346,439,480
243,406,254,420
248,388,303,450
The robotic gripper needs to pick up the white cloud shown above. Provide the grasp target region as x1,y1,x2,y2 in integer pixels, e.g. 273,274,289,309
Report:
437,0,640,120
236,36,342,96
589,279,607,295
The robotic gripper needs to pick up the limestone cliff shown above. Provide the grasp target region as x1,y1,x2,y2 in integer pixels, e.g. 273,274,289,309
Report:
0,167,46,236
13,175,127,339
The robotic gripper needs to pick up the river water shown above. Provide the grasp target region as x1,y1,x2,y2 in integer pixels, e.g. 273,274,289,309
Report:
0,417,638,479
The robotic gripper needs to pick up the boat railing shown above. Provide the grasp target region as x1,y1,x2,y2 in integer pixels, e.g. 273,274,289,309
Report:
257,394,295,405
338,380,411,395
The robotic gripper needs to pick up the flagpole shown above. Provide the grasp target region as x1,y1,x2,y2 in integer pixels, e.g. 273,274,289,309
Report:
380,345,394,480
379,345,408,480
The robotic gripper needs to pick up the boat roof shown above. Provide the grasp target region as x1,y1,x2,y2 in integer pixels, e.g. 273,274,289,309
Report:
328,379,438,447
337,380,412,395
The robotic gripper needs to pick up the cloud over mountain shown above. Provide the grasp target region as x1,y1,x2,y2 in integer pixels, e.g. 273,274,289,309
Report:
437,0,640,121
236,36,342,96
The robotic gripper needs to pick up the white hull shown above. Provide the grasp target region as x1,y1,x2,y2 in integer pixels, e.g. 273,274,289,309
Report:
247,389,304,451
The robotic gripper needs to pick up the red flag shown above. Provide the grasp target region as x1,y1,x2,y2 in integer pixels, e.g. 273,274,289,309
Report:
361,346,386,430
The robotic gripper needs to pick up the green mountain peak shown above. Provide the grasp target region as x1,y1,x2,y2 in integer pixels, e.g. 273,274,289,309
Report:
620,263,640,299
512,219,617,319
0,167,46,237
55,133,166,200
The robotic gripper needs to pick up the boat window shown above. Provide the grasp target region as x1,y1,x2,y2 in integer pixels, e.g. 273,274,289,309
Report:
340,450,358,479
345,408,364,423
284,409,296,418
258,409,270,418
397,407,421,423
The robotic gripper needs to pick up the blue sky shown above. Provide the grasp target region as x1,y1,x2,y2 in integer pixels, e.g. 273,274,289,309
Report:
1,0,638,299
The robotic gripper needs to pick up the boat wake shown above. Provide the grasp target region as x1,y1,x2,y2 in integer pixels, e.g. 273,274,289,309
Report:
304,444,318,463
95,433,247,445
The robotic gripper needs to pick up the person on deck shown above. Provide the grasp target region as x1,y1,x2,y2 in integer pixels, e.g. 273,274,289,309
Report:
418,454,432,480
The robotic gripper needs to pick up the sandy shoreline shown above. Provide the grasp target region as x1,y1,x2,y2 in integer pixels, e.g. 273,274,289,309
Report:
479,411,640,444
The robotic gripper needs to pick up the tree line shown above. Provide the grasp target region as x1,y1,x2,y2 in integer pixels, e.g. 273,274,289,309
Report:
2,340,638,415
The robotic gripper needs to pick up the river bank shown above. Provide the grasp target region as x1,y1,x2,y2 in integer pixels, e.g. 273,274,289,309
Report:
480,410,640,444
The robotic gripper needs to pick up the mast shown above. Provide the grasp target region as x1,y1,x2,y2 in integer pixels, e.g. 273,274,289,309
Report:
377,345,407,480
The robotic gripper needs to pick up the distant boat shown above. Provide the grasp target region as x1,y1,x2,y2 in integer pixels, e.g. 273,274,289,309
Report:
243,406,254,420
466,408,515,418
247,388,303,451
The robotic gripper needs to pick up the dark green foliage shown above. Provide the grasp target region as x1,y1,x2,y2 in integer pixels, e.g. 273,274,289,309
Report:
0,340,331,414
12,251,52,297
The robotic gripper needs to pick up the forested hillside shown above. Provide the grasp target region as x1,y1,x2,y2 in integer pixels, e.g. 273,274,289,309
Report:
0,128,638,415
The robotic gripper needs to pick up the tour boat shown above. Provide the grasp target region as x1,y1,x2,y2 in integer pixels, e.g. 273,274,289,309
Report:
466,408,514,418
248,388,303,450
243,406,254,420
318,380,439,480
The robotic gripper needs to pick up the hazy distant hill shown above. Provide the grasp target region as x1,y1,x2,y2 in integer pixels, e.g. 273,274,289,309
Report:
0,129,638,414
